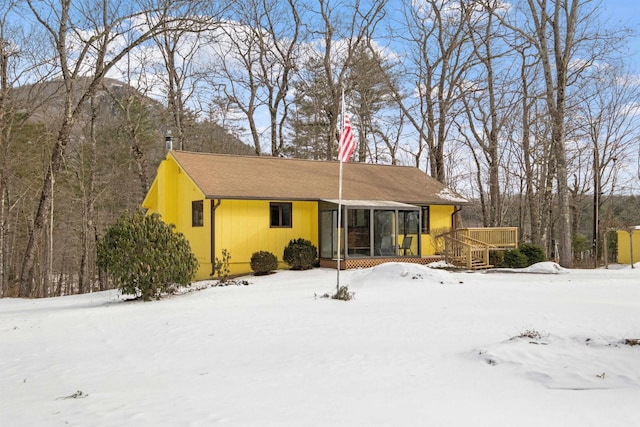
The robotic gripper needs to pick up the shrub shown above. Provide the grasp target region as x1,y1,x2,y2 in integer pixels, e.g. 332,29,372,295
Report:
316,285,355,301
97,210,198,300
503,248,528,268
512,329,543,341
489,250,505,268
332,285,354,301
250,251,278,275
213,248,231,283
283,238,317,270
572,234,591,254
519,243,546,265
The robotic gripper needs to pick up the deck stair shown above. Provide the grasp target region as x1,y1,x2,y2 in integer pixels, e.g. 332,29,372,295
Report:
439,228,518,270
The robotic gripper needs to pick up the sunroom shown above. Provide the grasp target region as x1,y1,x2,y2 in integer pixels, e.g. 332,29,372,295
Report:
318,200,432,269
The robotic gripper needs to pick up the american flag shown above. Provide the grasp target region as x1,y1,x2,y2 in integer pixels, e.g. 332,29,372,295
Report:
338,115,356,163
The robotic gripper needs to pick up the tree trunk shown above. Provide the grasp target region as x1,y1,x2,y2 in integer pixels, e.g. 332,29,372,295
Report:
19,123,71,297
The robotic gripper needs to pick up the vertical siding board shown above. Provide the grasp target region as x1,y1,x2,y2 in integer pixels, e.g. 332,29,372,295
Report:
421,205,454,256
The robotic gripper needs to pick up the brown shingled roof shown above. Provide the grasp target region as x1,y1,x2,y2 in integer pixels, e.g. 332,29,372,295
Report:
169,151,468,205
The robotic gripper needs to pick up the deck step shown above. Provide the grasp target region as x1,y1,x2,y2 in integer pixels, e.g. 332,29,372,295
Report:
470,262,493,270
444,254,493,270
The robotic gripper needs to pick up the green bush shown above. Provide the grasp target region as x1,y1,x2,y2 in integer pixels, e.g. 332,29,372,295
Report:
213,248,231,283
503,248,528,268
489,250,505,268
283,238,317,270
572,234,591,253
97,210,198,300
519,243,546,265
250,251,278,275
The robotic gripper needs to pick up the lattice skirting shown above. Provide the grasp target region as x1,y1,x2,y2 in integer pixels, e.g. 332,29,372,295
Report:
319,256,443,270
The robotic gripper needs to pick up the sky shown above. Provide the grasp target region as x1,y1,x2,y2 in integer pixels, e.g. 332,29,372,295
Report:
601,0,640,71
1,261,639,426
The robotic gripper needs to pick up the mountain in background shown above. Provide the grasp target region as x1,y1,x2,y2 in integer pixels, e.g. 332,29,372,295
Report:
11,76,255,157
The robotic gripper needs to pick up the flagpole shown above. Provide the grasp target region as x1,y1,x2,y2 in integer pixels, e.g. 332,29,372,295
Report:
337,158,343,292
336,89,345,292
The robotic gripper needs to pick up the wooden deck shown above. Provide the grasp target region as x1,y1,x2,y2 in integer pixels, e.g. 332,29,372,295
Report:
440,227,518,270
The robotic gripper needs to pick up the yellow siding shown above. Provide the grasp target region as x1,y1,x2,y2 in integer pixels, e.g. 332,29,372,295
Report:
143,156,210,280
214,200,319,276
617,229,640,264
173,166,211,280
421,205,454,256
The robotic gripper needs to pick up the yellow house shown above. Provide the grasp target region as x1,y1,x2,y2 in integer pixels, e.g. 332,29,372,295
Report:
142,151,468,279
617,227,640,265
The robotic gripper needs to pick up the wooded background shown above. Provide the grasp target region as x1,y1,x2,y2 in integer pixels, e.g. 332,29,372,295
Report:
1,0,639,297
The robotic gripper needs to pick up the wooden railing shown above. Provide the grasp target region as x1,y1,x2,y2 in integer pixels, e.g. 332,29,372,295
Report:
442,234,490,269
437,227,518,269
456,227,518,249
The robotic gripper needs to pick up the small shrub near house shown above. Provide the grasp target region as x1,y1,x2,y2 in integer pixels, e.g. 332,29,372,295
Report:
489,250,505,268
283,238,317,270
213,248,231,283
519,243,546,265
250,251,278,275
503,248,528,268
97,210,198,301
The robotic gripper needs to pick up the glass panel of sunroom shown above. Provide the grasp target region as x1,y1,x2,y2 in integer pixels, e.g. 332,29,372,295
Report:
374,210,396,256
347,208,371,256
399,210,420,255
320,210,334,258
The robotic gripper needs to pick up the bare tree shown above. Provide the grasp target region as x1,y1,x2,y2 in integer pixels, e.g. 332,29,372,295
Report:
514,42,547,246
308,0,387,160
205,0,301,156
390,0,474,183
496,0,610,267
106,63,156,196
0,9,18,296
458,0,517,226
257,0,301,156
571,62,640,263
211,15,265,154
18,0,207,297
0,1,55,296
153,1,225,151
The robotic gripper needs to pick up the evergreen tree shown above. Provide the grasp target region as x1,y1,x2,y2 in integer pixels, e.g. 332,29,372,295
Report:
288,56,334,160
97,210,198,301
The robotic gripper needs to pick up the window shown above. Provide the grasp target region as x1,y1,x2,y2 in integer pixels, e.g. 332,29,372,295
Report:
347,208,370,227
270,202,292,228
421,206,430,234
347,209,370,256
399,210,419,235
192,200,204,227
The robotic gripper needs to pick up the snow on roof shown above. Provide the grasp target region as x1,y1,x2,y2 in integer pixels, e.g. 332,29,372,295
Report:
437,188,469,203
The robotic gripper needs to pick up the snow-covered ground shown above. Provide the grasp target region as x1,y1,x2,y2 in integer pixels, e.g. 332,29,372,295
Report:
1,262,639,426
